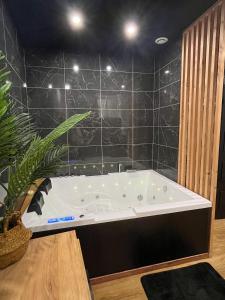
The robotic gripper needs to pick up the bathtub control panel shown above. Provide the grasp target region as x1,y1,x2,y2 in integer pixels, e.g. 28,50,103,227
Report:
48,216,75,223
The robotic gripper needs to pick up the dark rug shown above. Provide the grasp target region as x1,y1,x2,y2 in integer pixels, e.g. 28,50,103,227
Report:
141,263,225,300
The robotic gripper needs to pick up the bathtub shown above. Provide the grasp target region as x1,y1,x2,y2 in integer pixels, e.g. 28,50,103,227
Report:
22,170,211,232
23,170,212,278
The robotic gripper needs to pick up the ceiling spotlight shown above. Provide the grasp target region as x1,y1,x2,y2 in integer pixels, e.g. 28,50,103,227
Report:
124,21,139,40
73,64,79,72
155,37,168,45
106,65,112,72
68,10,85,30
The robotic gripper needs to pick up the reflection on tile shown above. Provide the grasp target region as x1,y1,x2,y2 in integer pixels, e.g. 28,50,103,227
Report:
156,163,177,181
133,110,153,127
102,128,132,145
158,126,179,148
133,73,154,91
103,145,132,162
158,145,178,169
102,109,132,127
133,92,153,109
133,144,152,161
66,90,100,109
68,128,101,146
133,127,153,144
25,49,63,67
65,69,100,90
100,55,132,72
101,71,132,91
69,146,102,164
133,160,153,170
159,104,180,126
64,53,99,70
26,67,64,88
29,108,66,128
27,88,66,108
101,91,132,110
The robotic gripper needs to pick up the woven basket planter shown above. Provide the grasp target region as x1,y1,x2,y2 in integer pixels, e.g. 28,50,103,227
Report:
0,212,32,269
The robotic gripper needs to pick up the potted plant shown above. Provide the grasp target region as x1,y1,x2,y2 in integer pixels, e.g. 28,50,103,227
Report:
0,52,90,269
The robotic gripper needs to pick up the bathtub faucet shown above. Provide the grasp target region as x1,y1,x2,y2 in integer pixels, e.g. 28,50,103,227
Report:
118,163,123,173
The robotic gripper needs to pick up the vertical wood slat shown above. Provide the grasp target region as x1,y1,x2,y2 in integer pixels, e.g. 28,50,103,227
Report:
194,19,207,193
178,0,225,256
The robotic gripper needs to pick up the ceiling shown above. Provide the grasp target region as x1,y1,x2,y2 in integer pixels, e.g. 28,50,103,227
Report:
5,0,217,55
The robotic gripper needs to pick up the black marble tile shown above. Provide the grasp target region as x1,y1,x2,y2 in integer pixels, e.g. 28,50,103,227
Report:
133,160,153,170
70,163,102,176
37,128,67,145
153,109,159,127
158,145,178,169
170,57,181,82
26,67,64,88
101,71,132,91
156,163,177,182
27,88,66,108
159,83,180,107
133,73,154,91
25,49,63,67
133,110,153,127
101,91,132,110
64,53,99,70
133,92,153,109
152,160,158,171
154,126,159,145
133,144,152,161
69,146,102,164
66,90,100,109
155,38,181,69
158,126,179,148
67,109,101,128
159,104,180,126
159,64,173,87
153,91,159,109
133,55,154,73
154,70,160,90
100,55,132,72
153,144,159,163
10,86,26,107
8,65,23,88
68,128,101,146
133,127,153,144
29,108,66,128
65,69,100,90
102,109,132,127
103,145,132,162
102,128,132,145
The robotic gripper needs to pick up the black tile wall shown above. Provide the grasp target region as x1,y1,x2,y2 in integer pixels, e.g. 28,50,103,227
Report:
0,0,27,182
25,51,154,176
153,38,181,182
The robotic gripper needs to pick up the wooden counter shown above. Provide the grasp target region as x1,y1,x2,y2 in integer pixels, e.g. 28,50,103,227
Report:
0,231,91,300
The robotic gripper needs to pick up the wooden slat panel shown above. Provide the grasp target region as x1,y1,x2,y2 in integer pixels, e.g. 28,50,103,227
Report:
178,0,225,255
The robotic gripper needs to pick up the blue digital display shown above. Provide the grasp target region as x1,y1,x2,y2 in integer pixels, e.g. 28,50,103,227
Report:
48,216,75,224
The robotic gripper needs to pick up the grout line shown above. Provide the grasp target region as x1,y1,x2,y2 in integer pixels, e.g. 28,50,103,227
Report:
152,79,180,93
25,64,154,75
28,107,155,111
131,55,134,168
153,143,178,150
154,56,180,73
99,54,104,174
68,143,153,148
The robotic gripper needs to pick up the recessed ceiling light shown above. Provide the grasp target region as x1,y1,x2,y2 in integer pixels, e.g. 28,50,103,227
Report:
73,64,79,72
106,65,112,72
124,21,139,40
155,37,168,45
68,10,85,30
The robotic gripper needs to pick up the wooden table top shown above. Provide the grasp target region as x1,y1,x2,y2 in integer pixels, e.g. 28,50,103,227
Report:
0,231,91,300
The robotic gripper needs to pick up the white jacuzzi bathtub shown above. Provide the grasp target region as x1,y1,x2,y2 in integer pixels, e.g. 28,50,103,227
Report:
22,170,211,232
